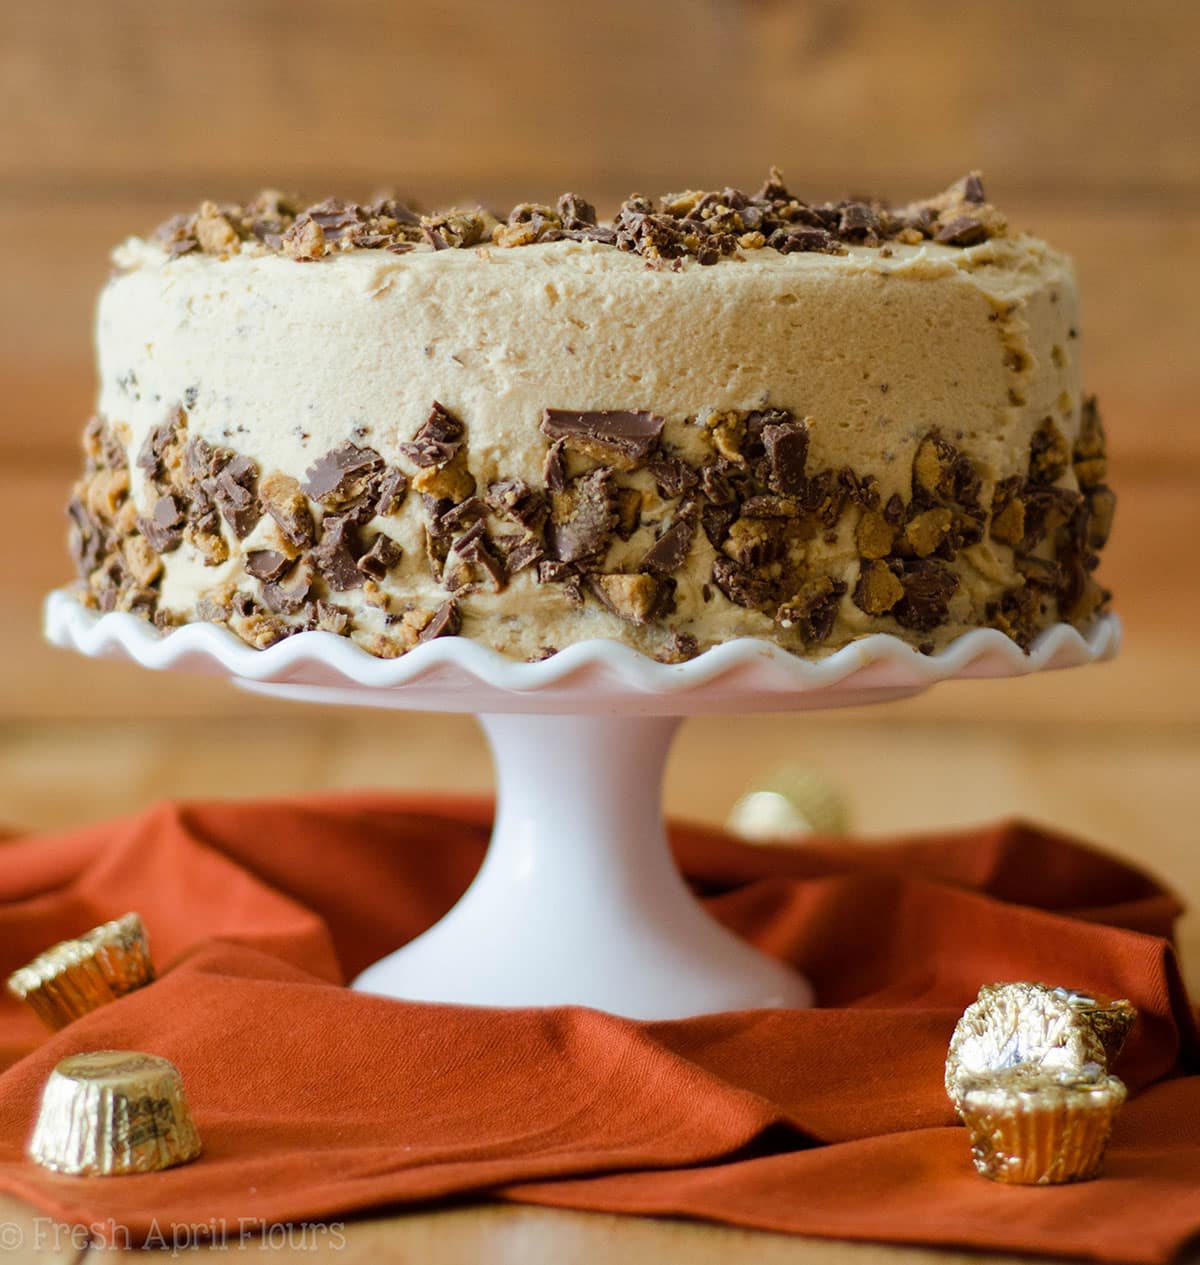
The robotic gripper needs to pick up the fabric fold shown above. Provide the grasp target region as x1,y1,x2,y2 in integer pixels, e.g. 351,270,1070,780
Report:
0,795,1197,1261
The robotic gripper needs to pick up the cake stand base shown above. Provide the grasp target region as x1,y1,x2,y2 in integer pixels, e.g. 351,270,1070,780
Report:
350,713,813,1016
45,591,1120,1018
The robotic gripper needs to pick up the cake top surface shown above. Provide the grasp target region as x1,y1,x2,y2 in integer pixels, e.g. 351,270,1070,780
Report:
140,169,1010,268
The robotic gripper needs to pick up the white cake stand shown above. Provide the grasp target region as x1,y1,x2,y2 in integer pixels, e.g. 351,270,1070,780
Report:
44,590,1119,1019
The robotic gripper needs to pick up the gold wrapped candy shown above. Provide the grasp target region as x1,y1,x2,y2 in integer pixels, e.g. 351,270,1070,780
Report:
7,913,155,1030
945,981,1106,1109
726,766,850,843
957,1065,1126,1185
1049,987,1137,1068
946,981,1136,1185
28,1050,201,1176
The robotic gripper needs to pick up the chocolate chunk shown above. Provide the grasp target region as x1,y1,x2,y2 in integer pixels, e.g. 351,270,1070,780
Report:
136,416,180,478
647,458,700,500
988,584,1043,650
893,559,959,631
842,469,881,510
245,549,292,582
853,560,904,615
1020,485,1082,549
935,216,988,246
231,591,258,620
588,573,669,625
374,467,409,516
262,559,315,615
547,469,616,563
962,172,986,204
761,421,809,496
801,470,849,527
1072,395,1107,490
153,492,185,530
711,556,774,609
655,630,700,664
211,454,261,538
301,442,385,507
537,559,584,605
700,461,739,506
310,517,364,590
1029,418,1070,485
777,576,847,642
1016,554,1064,590
738,495,797,519
838,202,880,243
640,513,696,575
769,226,840,254
540,409,665,471
436,496,487,533
421,211,489,251
557,192,597,228
486,480,547,532
66,497,103,576
884,493,906,526
543,440,569,493
701,503,737,549
1086,485,1116,550
137,493,186,553
724,516,785,567
422,521,449,581
450,526,506,592
613,486,643,541
417,599,462,642
497,535,544,574
121,586,159,618
305,197,361,231
990,477,1027,547
356,533,403,580
398,402,466,468
259,473,316,548
306,599,351,635
185,435,221,482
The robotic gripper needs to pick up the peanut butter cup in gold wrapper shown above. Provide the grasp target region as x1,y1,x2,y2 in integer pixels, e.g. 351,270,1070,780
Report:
945,981,1107,1110
7,913,154,1030
1050,986,1137,1068
28,1050,201,1176
726,766,850,843
957,1064,1126,1185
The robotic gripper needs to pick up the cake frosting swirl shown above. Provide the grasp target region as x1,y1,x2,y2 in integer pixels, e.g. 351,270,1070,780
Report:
67,172,1114,662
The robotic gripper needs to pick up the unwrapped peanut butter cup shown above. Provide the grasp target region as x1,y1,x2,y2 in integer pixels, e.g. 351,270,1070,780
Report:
957,1064,1126,1185
7,912,154,1030
28,1050,201,1176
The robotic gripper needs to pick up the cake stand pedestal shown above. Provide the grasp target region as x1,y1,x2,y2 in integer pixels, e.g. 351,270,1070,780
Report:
44,590,1119,1019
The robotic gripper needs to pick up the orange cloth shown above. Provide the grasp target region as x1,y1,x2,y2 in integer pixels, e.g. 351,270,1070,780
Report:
0,795,1197,1261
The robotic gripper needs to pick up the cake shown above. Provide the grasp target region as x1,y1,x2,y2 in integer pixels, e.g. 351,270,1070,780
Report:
67,171,1114,663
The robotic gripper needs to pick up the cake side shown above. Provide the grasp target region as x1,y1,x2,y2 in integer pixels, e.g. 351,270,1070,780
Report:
68,178,1113,662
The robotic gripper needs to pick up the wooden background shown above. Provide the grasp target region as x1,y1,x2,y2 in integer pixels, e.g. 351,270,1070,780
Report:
2,3,1199,1261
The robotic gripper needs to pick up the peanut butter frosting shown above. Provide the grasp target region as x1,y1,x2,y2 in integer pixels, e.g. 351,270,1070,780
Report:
67,172,1113,662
